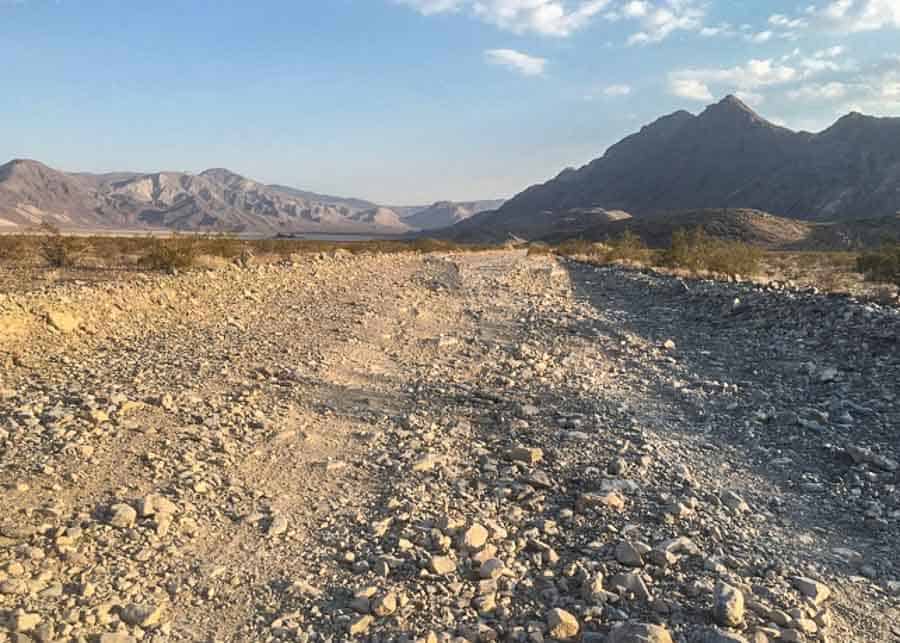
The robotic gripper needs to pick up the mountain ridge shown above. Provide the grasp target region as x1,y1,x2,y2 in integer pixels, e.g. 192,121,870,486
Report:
447,95,900,242
0,159,503,234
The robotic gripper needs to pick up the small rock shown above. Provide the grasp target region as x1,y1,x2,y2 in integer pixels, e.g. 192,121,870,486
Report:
108,503,137,528
430,556,456,575
546,608,579,640
791,576,831,605
713,582,745,627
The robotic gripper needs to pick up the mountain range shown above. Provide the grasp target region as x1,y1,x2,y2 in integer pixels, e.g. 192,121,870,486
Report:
448,95,900,242
0,159,503,235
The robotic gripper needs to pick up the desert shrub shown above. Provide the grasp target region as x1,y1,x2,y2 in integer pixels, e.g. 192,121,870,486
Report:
664,227,762,276
0,234,34,263
603,230,650,263
139,235,200,272
526,243,554,256
856,243,900,286
36,223,90,268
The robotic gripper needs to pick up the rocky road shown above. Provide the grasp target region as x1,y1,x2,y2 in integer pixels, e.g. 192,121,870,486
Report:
1,250,898,643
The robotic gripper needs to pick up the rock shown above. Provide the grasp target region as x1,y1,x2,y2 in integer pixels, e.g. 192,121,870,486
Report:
412,455,439,472
616,540,644,567
120,603,163,628
713,582,745,627
577,491,626,512
609,572,652,601
690,627,750,643
430,556,456,575
506,446,543,464
479,558,505,579
11,610,41,632
47,310,80,333
99,634,137,643
108,503,137,528
349,614,373,635
546,608,579,640
720,490,749,513
372,591,398,616
137,493,179,517
607,622,673,643
462,523,489,549
268,515,288,537
791,576,831,605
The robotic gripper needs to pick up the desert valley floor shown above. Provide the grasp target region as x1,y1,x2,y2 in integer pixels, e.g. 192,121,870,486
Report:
1,250,899,643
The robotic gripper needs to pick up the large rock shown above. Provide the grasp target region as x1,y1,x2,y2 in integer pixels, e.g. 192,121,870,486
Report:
546,608,579,640
607,622,673,643
713,582,745,627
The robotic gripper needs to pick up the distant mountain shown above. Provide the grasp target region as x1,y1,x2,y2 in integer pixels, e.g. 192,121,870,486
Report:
400,199,505,230
0,159,502,235
447,95,900,242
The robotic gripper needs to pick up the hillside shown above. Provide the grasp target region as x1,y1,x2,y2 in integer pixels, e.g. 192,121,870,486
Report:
448,96,900,242
0,159,500,235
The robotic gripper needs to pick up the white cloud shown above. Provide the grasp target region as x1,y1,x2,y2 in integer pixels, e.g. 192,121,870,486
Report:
398,0,465,15
747,30,773,43
735,90,765,106
626,0,705,45
484,48,548,76
400,0,613,36
769,13,808,29
780,0,900,32
603,83,633,96
788,81,850,100
669,78,714,101
668,59,799,98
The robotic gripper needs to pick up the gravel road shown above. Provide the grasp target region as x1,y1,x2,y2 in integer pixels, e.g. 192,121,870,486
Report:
1,250,898,643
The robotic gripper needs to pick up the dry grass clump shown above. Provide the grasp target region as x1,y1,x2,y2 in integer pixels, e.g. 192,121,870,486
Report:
857,243,900,286
662,227,763,276
555,231,652,265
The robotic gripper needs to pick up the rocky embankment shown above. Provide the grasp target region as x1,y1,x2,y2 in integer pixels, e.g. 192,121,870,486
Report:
1,251,898,642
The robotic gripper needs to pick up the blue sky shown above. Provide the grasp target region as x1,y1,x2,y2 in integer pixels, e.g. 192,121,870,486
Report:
2,0,899,204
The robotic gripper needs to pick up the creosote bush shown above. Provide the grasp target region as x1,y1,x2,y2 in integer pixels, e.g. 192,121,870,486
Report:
856,243,900,286
663,227,762,276
37,223,90,268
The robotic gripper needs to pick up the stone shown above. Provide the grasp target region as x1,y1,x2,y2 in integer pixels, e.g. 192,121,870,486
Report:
721,491,749,513
607,623,673,643
463,523,489,549
268,515,288,537
690,627,750,643
479,558,505,579
11,610,41,632
546,608,579,640
349,614,373,635
137,494,179,517
108,503,137,528
47,310,80,333
372,591,397,616
413,455,439,472
713,582,745,627
120,603,163,628
791,577,831,605
430,556,456,575
99,634,137,643
616,540,644,567
577,491,626,512
506,446,543,464
609,572,652,601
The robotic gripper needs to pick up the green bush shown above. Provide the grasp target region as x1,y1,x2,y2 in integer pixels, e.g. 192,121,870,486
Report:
663,227,762,276
37,223,90,268
139,235,200,272
857,243,900,286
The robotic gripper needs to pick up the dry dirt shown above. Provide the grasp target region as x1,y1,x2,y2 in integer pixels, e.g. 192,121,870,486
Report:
1,250,898,643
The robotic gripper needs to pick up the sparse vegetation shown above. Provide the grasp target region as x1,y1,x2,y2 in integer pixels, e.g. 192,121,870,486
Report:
36,222,90,268
663,227,763,276
856,243,900,286
555,231,652,265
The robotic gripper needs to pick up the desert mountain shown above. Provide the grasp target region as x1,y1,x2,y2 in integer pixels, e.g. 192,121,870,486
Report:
400,199,505,230
448,95,900,242
0,159,499,235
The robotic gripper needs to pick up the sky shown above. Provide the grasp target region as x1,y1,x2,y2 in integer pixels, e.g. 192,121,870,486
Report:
1,0,899,204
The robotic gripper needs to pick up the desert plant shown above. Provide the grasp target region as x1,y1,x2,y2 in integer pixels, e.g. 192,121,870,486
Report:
856,243,900,286
139,234,200,273
36,223,89,268
663,227,762,276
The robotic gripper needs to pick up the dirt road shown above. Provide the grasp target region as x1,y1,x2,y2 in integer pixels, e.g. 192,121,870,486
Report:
1,250,898,642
